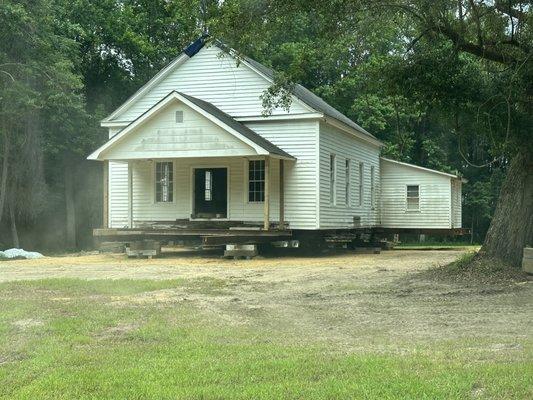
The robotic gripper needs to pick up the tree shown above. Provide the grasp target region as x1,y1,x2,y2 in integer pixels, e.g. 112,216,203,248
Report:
0,0,88,247
211,0,532,266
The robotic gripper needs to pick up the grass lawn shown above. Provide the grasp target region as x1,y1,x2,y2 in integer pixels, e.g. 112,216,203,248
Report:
0,252,531,399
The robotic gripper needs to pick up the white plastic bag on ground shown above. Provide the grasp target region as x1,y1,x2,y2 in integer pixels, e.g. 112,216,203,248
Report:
0,248,44,259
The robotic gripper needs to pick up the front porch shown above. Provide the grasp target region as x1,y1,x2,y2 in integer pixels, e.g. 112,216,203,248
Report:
89,91,296,234
102,156,288,232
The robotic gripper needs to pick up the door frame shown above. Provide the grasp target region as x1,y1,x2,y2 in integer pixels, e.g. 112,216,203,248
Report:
190,165,230,220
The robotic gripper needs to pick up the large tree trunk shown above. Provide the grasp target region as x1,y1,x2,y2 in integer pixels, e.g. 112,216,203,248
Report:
481,151,533,267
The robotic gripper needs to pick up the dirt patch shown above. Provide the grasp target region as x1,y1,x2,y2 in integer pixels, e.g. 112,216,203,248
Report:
12,318,44,329
417,251,529,284
97,322,141,339
1,249,531,357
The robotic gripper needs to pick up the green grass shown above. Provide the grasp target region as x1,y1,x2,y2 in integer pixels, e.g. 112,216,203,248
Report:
0,278,531,399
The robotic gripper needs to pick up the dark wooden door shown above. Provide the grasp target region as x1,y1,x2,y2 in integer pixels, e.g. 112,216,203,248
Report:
194,168,227,218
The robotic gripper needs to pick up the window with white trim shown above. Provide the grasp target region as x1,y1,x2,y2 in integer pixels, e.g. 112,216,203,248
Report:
330,154,337,205
358,162,364,206
155,161,173,202
407,185,420,211
345,159,351,205
248,160,265,202
370,165,375,209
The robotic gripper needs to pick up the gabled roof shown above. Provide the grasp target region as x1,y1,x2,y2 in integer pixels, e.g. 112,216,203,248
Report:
178,92,293,159
102,36,378,142
234,48,375,139
89,91,294,160
381,157,467,182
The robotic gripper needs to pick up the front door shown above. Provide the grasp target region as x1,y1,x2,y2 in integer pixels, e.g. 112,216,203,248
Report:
193,168,227,218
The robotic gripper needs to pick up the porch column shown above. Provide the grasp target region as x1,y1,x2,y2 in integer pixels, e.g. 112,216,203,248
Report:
128,161,133,228
279,159,284,229
263,156,270,230
103,160,109,228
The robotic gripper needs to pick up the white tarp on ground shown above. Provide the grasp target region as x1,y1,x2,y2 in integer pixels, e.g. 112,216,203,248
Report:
0,248,44,259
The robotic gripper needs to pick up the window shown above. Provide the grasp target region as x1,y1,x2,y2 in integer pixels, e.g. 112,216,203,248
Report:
345,159,351,205
370,165,375,209
407,185,420,211
204,170,212,201
248,160,265,202
330,154,337,205
358,162,364,206
175,110,183,123
155,161,173,202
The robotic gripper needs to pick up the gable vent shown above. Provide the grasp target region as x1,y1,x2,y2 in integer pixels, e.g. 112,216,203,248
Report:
175,110,183,123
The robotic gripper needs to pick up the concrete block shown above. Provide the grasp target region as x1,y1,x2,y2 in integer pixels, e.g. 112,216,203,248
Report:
126,240,161,258
224,244,258,259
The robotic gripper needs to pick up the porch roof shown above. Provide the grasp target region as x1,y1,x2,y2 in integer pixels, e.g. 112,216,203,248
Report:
88,91,295,161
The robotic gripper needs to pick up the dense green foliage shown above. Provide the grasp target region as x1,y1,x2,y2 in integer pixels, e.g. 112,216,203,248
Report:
0,0,530,249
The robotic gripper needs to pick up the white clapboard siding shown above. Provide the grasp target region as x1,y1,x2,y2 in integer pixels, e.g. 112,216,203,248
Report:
108,161,129,228
380,159,452,228
106,120,317,230
113,45,309,123
244,120,319,230
103,100,257,160
451,180,462,228
318,122,381,228
107,157,281,227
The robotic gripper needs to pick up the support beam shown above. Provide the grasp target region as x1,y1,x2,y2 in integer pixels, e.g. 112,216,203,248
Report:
103,160,109,228
128,161,133,228
279,159,284,229
263,156,270,230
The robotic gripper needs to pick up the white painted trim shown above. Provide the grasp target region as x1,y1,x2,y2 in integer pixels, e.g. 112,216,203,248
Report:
242,157,269,205
89,92,273,160
236,113,324,122
101,121,130,128
128,161,133,228
101,112,325,129
152,160,177,205
405,184,421,213
102,54,190,122
329,153,337,206
315,121,321,229
323,117,383,148
381,157,464,180
189,165,230,220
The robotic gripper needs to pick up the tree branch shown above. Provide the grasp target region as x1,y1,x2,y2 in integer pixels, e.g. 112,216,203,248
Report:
435,24,518,65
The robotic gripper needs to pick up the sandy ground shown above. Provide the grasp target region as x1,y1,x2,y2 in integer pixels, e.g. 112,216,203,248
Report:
0,249,463,282
1,249,531,356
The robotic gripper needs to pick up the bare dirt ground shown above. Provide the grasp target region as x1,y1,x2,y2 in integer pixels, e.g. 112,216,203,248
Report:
1,249,531,357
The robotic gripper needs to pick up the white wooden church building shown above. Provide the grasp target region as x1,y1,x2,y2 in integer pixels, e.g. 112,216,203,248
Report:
89,37,464,241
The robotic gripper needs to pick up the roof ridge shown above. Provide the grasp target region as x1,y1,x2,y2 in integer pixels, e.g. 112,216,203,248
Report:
104,34,379,142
